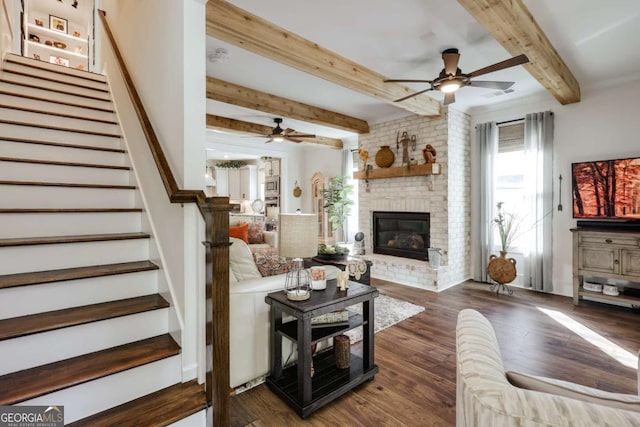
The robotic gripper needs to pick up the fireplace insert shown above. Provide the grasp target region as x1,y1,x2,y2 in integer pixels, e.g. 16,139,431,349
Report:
372,211,430,260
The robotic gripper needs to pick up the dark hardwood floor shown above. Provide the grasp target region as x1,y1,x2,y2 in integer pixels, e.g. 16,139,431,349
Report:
231,279,640,426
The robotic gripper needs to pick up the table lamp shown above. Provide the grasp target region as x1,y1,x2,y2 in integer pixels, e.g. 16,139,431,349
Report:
279,213,318,301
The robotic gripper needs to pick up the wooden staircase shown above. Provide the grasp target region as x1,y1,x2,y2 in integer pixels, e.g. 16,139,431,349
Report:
0,54,206,425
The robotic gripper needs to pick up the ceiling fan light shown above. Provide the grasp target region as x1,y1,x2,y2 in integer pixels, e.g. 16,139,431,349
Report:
273,136,284,142
440,80,461,93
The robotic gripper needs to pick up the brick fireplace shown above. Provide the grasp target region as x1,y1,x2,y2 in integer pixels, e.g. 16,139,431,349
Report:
372,211,430,261
357,108,471,291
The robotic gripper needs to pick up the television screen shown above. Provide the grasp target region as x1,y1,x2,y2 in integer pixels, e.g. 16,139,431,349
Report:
572,157,640,219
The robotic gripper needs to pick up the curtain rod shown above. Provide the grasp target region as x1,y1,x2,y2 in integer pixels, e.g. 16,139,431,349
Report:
497,118,524,126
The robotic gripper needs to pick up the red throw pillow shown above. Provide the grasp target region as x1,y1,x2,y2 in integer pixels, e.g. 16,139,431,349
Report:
229,223,249,243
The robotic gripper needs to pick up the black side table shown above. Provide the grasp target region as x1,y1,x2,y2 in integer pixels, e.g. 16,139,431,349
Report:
304,256,373,285
265,280,379,418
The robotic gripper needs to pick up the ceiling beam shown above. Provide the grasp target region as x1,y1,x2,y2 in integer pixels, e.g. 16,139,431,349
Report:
457,0,580,105
206,0,441,117
206,77,369,134
206,115,343,150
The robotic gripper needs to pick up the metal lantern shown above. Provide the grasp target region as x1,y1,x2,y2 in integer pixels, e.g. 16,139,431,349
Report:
284,259,312,301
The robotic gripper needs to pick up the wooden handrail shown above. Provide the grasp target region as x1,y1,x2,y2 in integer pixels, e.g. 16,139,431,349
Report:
97,10,230,426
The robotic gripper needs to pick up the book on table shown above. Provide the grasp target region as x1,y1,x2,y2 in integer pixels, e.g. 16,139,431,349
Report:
311,309,349,327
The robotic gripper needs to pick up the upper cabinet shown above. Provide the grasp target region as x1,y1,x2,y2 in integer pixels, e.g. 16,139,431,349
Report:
214,165,258,201
23,0,94,71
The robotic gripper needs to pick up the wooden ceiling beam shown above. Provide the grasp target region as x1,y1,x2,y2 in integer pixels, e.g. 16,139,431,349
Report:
206,77,369,134
457,0,580,105
206,115,343,150
206,0,441,117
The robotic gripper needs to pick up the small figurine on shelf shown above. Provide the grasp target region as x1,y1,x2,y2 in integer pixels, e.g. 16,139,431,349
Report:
423,144,437,164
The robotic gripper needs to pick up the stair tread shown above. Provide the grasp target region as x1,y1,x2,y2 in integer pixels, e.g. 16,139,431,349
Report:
0,180,135,189
68,379,206,427
0,90,115,113
0,119,121,138
0,208,141,213
0,232,149,247
0,260,158,289
2,68,109,93
0,136,125,153
0,334,180,405
7,55,107,83
0,294,169,341
0,78,111,102
0,103,118,125
0,156,129,170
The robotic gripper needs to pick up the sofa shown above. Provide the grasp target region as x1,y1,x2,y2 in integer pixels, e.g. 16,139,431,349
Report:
456,309,640,426
229,220,278,254
229,237,339,388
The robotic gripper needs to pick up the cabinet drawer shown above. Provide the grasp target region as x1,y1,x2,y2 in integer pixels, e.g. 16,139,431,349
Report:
579,233,640,248
622,250,640,276
578,247,618,274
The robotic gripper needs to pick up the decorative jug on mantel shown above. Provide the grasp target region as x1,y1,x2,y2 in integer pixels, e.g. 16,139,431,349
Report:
375,145,395,168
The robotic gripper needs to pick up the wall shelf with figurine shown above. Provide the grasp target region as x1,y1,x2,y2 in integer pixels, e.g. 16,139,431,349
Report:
23,0,93,71
352,163,441,180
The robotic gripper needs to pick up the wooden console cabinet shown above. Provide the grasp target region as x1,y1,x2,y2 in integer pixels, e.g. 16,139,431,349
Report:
571,227,640,307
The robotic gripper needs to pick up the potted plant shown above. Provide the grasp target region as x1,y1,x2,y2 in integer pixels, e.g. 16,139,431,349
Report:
322,175,354,243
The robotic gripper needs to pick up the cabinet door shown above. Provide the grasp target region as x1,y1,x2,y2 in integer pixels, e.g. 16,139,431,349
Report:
214,167,229,196
239,167,257,200
228,169,241,200
622,250,640,276
578,246,618,274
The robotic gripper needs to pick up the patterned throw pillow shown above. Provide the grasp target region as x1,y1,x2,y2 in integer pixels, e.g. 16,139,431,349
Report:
253,253,291,277
247,221,265,244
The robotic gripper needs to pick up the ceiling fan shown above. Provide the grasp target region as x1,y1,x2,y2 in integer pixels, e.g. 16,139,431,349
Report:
384,48,529,105
264,118,315,143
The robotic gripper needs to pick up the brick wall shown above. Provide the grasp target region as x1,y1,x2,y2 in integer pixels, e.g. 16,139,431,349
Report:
357,108,471,290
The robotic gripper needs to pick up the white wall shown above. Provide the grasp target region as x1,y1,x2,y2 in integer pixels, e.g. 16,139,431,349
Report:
299,145,343,212
98,0,207,380
470,79,640,297
0,0,18,60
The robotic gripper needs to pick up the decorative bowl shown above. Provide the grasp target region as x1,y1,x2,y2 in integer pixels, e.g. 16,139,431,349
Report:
53,42,67,50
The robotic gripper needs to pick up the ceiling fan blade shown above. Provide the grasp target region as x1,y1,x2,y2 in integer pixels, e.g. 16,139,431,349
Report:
394,87,434,103
283,128,296,135
265,138,274,143
287,137,303,143
468,80,515,90
468,54,529,78
442,49,460,75
287,133,315,138
384,79,433,84
443,92,455,105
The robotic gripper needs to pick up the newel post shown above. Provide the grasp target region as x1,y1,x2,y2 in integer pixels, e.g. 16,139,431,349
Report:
202,197,231,426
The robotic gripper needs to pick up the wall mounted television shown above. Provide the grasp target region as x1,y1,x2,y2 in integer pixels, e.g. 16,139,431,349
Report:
572,156,640,220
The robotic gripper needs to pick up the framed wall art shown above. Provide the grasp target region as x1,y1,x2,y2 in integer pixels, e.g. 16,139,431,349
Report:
49,15,68,33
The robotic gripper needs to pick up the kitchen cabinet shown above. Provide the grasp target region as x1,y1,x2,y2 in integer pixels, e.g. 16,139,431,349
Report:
214,165,257,200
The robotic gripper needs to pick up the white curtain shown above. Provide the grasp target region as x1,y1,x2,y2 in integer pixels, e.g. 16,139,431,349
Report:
472,122,498,282
523,111,554,292
342,148,356,242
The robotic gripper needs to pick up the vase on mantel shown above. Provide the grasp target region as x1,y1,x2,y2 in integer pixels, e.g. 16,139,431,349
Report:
487,251,517,285
375,145,394,168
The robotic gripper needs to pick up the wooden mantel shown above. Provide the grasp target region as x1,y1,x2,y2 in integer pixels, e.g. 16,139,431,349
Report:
353,163,441,180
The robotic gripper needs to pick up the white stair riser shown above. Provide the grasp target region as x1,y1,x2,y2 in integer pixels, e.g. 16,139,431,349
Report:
23,355,181,424
3,63,109,91
0,81,114,111
6,55,107,83
0,93,117,122
0,270,158,320
1,73,111,101
0,123,122,149
0,309,169,376
0,140,127,165
0,212,142,238
0,161,131,186
168,411,207,427
0,107,121,135
0,239,149,275
0,184,135,209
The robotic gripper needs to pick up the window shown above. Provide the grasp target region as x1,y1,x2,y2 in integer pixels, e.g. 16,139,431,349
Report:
494,123,525,253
